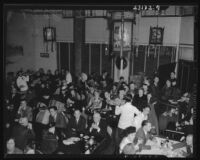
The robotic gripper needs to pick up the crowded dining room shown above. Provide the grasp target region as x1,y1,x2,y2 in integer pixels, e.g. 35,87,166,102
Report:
3,4,198,158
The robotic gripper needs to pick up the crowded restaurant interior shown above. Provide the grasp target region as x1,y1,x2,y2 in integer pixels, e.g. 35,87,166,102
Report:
4,5,198,158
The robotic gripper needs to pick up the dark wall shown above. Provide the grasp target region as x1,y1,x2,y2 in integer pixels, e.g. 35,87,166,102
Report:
57,42,112,77
177,60,197,93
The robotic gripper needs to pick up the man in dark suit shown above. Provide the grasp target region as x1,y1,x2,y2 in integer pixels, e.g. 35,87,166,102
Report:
88,112,107,142
68,108,87,136
134,120,154,149
16,99,33,123
49,106,69,142
11,117,35,151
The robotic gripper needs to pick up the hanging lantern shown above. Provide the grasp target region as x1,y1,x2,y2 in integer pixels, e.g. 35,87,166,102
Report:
43,27,56,41
43,26,56,52
43,15,56,52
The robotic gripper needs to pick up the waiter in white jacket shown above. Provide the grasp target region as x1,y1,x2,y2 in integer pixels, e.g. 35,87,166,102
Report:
115,94,141,147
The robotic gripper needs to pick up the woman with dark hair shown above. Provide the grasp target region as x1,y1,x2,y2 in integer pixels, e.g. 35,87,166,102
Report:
86,90,102,113
6,137,23,154
170,72,177,84
150,76,160,101
170,80,181,101
161,79,172,101
133,88,147,111
119,126,142,154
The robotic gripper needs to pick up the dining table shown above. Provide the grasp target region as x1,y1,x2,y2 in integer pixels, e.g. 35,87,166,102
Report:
136,136,188,157
58,133,106,155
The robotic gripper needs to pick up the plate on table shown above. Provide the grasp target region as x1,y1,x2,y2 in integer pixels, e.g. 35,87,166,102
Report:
63,139,74,145
83,135,89,139
71,137,80,142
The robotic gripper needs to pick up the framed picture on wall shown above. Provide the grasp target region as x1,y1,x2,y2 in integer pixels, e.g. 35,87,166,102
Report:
149,27,164,45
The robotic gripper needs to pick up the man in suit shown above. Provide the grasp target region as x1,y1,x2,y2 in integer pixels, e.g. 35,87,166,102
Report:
49,106,69,142
68,108,87,136
88,112,107,142
16,99,33,123
11,117,35,151
134,120,154,149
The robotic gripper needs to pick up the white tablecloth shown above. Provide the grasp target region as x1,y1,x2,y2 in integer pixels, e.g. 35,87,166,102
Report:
136,137,186,157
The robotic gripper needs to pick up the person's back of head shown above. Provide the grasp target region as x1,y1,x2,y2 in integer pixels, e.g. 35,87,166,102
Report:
123,94,132,103
122,126,136,138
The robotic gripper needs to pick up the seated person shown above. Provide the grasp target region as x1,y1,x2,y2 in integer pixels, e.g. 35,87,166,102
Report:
161,80,172,101
170,72,177,84
159,108,178,132
177,93,191,123
98,126,116,155
185,134,193,157
48,106,69,142
68,108,87,136
133,88,147,111
110,83,118,99
11,117,35,151
66,88,79,109
6,137,23,155
176,107,193,135
134,120,155,150
150,76,160,101
58,85,68,104
112,87,126,106
133,106,150,131
172,134,193,157
127,82,136,99
119,126,142,155
86,90,102,113
16,71,29,92
41,126,58,154
170,81,181,101
88,112,107,142
16,99,33,123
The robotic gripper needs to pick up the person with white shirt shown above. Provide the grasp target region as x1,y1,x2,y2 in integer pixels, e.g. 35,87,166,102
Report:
133,106,150,131
115,94,141,147
65,70,72,85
